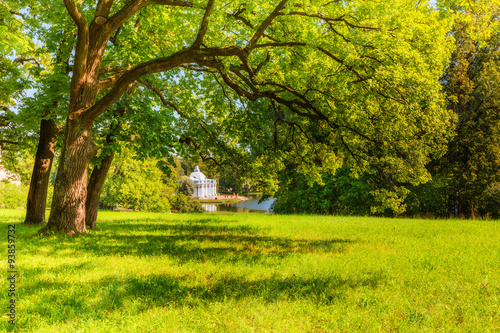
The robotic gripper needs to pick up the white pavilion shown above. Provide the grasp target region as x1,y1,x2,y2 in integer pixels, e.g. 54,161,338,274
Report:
189,166,217,198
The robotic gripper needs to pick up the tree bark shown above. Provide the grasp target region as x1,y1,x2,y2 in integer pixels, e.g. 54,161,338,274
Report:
39,117,96,235
24,117,60,225
85,150,115,229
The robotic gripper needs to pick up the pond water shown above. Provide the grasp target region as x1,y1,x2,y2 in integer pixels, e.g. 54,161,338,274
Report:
202,195,275,213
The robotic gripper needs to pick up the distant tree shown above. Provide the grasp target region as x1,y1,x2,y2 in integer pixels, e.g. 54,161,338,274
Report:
178,176,195,197
435,0,500,218
273,166,376,215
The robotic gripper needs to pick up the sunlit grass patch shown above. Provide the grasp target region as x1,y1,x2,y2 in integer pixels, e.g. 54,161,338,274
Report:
1,209,499,332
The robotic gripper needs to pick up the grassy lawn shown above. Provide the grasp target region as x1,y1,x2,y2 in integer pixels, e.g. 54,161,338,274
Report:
1,209,499,332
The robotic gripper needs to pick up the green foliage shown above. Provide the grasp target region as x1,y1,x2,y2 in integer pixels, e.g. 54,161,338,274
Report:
178,176,195,197
271,1,499,218
1,149,34,185
273,167,376,215
1,210,500,332
100,148,173,213
427,0,500,218
168,193,205,213
482,183,500,219
0,0,35,105
0,182,27,208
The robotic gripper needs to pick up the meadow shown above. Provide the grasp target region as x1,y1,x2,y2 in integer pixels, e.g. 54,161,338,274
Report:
1,209,499,332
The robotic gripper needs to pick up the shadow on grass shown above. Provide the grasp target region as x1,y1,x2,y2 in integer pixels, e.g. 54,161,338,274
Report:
25,220,356,264
14,218,377,329
19,268,385,326
122,271,384,306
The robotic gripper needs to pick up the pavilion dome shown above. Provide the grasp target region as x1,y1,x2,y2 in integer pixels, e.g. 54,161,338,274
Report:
189,166,206,181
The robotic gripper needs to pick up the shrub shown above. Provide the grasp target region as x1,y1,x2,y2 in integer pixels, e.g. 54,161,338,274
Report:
0,182,28,209
169,193,205,213
482,182,500,219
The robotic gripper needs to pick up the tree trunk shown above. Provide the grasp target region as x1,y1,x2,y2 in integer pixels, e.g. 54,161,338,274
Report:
39,117,96,235
24,117,60,225
86,151,115,229
86,106,126,229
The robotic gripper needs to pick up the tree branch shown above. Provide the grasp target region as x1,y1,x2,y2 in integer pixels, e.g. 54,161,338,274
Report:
246,0,288,51
9,11,25,19
316,46,367,82
63,0,88,32
0,140,19,146
284,12,381,31
137,79,186,117
88,46,245,120
191,0,215,49
94,0,114,20
228,7,254,28
254,42,306,48
13,57,41,67
99,66,126,76
63,0,89,108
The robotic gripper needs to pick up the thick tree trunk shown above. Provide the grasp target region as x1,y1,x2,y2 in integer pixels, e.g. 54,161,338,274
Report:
24,117,60,225
39,118,96,235
86,151,115,229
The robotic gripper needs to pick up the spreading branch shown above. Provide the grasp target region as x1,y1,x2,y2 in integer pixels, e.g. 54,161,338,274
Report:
13,57,41,67
88,46,244,120
138,79,237,165
0,140,19,147
63,0,89,108
191,0,215,49
9,11,25,19
246,0,288,51
137,79,185,117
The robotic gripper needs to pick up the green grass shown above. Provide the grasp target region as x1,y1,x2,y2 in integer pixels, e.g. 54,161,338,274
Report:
1,209,499,332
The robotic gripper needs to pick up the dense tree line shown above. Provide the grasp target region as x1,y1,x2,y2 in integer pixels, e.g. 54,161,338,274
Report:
273,0,500,218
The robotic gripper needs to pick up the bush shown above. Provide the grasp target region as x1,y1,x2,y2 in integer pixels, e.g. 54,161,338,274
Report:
169,193,205,213
482,183,500,219
0,182,28,209
136,195,171,213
